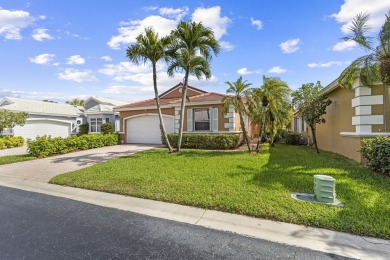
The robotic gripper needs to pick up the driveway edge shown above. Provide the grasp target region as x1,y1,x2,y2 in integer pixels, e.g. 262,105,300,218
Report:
1,176,389,260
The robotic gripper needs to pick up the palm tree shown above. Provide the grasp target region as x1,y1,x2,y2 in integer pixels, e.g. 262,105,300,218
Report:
127,27,173,152
248,76,291,149
66,99,84,106
339,12,390,130
222,77,252,152
168,21,220,152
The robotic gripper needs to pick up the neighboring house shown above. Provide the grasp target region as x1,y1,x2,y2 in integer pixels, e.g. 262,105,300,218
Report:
292,79,390,162
0,97,84,139
114,83,250,144
83,96,127,133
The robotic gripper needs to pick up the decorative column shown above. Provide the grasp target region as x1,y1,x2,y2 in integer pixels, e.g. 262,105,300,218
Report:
224,105,235,132
351,80,383,133
174,106,181,133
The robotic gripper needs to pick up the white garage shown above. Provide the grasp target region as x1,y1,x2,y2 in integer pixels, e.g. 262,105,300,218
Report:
13,119,71,140
126,114,174,144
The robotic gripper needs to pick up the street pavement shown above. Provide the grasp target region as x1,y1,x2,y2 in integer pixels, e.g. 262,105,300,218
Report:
0,186,350,260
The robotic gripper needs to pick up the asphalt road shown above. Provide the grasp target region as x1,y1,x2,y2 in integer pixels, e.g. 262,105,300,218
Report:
0,186,351,260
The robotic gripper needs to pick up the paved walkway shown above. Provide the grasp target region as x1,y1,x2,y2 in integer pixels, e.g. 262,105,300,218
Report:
0,145,28,156
0,176,389,260
0,144,157,182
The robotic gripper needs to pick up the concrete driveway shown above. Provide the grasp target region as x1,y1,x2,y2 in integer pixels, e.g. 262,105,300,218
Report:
0,146,28,156
0,144,158,182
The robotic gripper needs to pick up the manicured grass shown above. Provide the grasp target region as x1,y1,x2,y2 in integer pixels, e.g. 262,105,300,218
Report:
50,144,390,239
0,154,36,165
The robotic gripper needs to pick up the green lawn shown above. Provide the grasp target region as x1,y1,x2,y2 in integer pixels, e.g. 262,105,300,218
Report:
50,144,390,239
0,154,36,165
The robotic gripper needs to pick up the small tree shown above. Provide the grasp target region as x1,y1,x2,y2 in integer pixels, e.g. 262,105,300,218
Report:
101,122,114,134
292,82,332,153
0,109,28,133
66,99,85,106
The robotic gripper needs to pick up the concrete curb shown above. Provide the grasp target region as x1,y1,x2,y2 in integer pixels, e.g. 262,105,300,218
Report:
1,176,389,259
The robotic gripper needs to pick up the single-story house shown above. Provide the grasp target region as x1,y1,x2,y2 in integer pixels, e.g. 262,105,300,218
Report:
0,96,126,140
114,83,250,144
83,96,127,133
292,79,390,162
0,97,84,139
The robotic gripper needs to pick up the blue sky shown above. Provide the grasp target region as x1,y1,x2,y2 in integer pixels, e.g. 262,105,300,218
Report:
1,0,390,103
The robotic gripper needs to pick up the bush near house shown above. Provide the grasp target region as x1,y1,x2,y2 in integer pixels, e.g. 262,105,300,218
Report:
101,122,114,134
0,136,24,150
164,133,240,150
284,132,301,145
361,136,390,176
27,133,120,158
78,123,89,136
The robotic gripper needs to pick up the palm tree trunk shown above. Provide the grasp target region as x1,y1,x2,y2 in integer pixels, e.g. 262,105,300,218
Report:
270,120,275,147
238,106,251,152
310,125,319,153
176,67,190,152
255,123,263,151
153,63,172,152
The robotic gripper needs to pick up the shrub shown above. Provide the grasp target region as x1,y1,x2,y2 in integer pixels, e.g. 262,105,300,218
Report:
285,132,301,145
27,133,119,158
78,123,89,136
101,122,114,134
0,136,24,149
165,133,239,150
361,136,390,176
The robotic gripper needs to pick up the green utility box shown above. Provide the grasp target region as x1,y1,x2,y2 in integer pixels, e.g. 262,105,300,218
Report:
314,175,336,203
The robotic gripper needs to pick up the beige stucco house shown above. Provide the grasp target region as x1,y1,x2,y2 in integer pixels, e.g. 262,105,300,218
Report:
114,83,250,144
292,79,390,162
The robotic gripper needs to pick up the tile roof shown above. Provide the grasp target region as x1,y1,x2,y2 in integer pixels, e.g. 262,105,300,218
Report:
0,97,83,117
115,92,230,109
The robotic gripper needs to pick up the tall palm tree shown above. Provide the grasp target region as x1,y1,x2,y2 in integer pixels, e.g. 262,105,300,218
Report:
248,76,291,149
66,99,85,106
168,21,220,152
222,77,252,152
127,27,173,152
339,12,390,130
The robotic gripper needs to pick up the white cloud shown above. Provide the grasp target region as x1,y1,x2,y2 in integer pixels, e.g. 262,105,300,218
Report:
58,69,98,83
191,6,230,41
332,41,357,52
250,17,263,30
29,53,55,65
98,62,159,81
220,41,235,51
32,28,54,41
0,8,35,40
307,61,349,68
101,55,112,62
331,0,390,33
268,66,287,74
279,38,300,54
143,6,159,11
159,7,188,20
67,55,85,65
107,15,177,49
102,85,154,95
38,15,46,20
237,67,261,75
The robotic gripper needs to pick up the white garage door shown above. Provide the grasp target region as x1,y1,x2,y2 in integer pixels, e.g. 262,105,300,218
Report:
126,114,174,144
13,120,71,140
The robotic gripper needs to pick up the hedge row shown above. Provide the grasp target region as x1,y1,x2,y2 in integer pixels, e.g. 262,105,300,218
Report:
164,133,240,150
361,136,390,176
27,133,120,158
0,136,24,150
